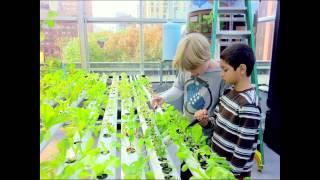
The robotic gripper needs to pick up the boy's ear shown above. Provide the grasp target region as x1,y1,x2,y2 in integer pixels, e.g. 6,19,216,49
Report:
239,64,247,75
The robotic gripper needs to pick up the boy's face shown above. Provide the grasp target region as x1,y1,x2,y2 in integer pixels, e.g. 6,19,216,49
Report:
190,60,210,77
220,59,240,84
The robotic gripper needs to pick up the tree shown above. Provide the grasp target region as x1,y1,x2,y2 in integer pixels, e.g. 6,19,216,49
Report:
61,24,163,63
61,38,81,63
62,32,109,63
144,24,162,62
104,26,140,62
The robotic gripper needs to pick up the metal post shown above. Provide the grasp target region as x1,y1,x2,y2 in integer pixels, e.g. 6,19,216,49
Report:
140,0,144,75
169,0,174,20
246,0,259,96
160,60,163,85
230,13,233,45
79,1,88,71
211,0,219,61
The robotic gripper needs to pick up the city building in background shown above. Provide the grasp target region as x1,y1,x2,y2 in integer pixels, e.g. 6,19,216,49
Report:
40,1,92,59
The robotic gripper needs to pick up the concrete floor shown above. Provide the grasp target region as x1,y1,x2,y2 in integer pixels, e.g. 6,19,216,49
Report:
251,143,280,179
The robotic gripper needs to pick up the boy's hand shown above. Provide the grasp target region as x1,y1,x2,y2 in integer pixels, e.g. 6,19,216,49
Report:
151,95,164,109
194,109,209,127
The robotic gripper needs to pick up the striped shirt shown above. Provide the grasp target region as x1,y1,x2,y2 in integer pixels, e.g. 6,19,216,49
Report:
206,86,261,178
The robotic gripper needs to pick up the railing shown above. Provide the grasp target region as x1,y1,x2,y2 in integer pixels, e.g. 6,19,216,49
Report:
41,60,270,71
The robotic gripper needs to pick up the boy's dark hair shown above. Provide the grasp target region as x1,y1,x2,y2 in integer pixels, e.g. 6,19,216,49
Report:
220,43,256,76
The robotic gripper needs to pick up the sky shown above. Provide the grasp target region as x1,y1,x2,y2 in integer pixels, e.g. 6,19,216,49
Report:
91,1,139,32
92,1,139,18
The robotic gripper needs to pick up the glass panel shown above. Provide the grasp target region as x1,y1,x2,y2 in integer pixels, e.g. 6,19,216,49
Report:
144,0,189,19
257,0,277,17
253,0,278,86
172,1,190,19
85,0,139,18
255,21,275,61
144,0,168,19
220,0,245,8
143,24,163,62
40,1,81,19
143,24,162,82
255,20,275,85
143,23,182,82
86,23,140,63
40,21,80,63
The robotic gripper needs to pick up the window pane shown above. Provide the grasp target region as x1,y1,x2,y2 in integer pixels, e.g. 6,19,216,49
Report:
187,9,212,41
143,24,163,62
40,21,80,63
86,23,141,63
220,0,245,7
172,1,190,19
257,0,277,17
144,0,189,19
252,1,278,86
143,24,162,81
256,21,275,61
86,1,139,18
144,1,168,19
255,20,275,85
40,1,82,19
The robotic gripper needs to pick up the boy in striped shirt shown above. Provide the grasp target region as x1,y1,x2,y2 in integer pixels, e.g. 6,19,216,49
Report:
195,43,261,179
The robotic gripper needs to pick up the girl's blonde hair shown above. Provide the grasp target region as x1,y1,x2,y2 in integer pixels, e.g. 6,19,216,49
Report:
173,33,211,71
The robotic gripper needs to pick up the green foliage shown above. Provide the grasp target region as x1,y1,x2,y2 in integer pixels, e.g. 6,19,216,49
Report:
138,137,145,152
83,135,94,154
40,72,235,179
40,31,45,42
111,140,121,151
105,122,116,135
61,38,81,63
205,166,235,179
91,125,101,137
116,132,125,139
40,103,65,130
41,69,116,179
100,142,109,154
92,162,112,177
176,145,191,161
189,167,210,179
57,161,85,179
188,10,213,33
78,169,92,179
89,155,120,177
146,170,155,179
61,33,108,63
108,155,121,169
46,11,58,28
69,108,91,136
190,124,203,144
61,26,161,63
40,10,57,44
182,163,189,172
144,138,153,150
122,156,148,179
